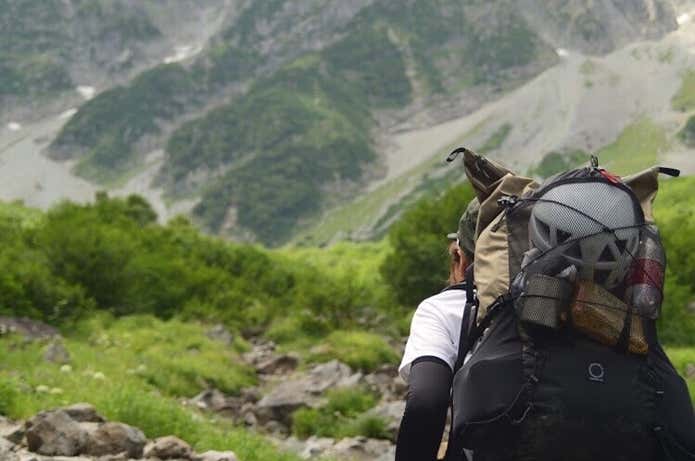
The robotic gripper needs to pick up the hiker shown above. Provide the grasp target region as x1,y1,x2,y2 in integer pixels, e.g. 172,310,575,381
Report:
444,151,695,461
395,199,478,461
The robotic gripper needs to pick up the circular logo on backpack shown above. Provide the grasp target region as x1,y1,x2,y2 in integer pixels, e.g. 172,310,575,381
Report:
588,362,605,383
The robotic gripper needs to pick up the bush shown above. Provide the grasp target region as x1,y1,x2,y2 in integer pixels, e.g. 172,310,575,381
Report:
309,331,398,372
381,183,475,307
291,387,386,439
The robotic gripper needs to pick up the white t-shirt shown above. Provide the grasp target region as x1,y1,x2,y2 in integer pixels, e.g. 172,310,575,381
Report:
399,288,468,381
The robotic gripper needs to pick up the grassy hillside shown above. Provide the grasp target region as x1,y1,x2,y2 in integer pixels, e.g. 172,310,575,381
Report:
0,174,693,458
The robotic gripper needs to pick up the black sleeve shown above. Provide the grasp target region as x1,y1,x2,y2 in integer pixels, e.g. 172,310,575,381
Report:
395,356,453,461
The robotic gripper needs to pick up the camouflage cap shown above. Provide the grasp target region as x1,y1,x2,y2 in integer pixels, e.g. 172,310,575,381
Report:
446,197,479,260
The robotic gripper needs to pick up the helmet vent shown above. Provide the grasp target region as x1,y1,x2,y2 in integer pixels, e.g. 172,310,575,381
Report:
557,229,571,244
599,245,615,262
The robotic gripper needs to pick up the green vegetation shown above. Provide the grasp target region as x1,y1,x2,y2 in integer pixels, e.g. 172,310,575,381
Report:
678,115,695,147
381,183,476,307
671,70,695,112
597,118,667,175
0,172,693,453
479,123,512,153
666,347,695,400
291,387,388,440
308,331,399,372
53,0,553,245
0,193,401,343
0,319,297,461
654,176,695,345
52,64,196,183
530,148,589,178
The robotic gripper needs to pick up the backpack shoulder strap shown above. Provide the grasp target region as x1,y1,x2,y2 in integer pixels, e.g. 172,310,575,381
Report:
453,264,478,373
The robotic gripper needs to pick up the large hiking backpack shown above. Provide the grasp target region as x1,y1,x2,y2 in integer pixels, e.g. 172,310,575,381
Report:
445,148,695,461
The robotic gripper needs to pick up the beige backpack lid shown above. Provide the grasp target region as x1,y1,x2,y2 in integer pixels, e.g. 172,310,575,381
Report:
447,147,680,319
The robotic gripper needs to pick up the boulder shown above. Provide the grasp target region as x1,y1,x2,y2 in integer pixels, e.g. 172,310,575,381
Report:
194,450,239,461
365,401,405,441
25,410,88,456
43,340,70,364
325,437,395,461
306,360,353,394
299,436,334,459
82,422,146,458
190,389,229,412
242,341,276,366
0,416,25,444
364,365,407,401
62,403,105,423
206,324,233,346
256,360,355,425
256,354,299,375
144,435,193,460
255,380,314,426
0,317,59,341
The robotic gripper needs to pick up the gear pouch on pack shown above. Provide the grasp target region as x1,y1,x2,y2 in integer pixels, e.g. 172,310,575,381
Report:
571,280,648,355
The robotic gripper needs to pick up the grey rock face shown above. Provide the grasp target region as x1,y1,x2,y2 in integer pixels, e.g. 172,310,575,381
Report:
144,435,193,460
81,422,146,458
518,0,677,55
25,410,88,456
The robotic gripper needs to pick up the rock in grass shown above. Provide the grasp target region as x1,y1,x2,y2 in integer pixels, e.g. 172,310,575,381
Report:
206,324,233,346
62,403,105,423
82,422,146,458
256,354,299,375
686,363,695,380
194,450,240,461
144,435,193,460
43,339,71,364
25,410,88,456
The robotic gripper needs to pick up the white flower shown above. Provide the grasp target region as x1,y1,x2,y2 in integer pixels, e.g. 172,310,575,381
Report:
36,385,50,393
49,387,63,395
60,364,72,373
92,372,105,380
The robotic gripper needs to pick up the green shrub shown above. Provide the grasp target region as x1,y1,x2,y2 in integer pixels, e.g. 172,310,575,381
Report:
291,387,385,439
381,183,475,306
0,375,18,416
309,331,398,372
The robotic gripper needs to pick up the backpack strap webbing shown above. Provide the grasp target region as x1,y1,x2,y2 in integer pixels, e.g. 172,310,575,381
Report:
454,264,478,373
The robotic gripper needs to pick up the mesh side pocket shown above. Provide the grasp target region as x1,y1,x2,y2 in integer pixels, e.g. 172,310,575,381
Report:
517,274,572,329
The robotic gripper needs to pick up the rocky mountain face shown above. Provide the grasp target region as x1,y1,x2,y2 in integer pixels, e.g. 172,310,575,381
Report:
2,0,678,245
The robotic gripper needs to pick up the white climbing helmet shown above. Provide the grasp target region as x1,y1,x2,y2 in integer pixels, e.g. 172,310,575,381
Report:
528,181,640,289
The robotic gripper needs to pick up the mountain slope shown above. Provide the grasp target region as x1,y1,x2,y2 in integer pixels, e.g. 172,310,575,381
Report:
1,0,680,245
